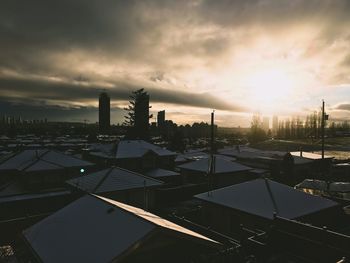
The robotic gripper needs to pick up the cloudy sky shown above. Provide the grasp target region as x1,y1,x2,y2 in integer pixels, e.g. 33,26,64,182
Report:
1,0,350,127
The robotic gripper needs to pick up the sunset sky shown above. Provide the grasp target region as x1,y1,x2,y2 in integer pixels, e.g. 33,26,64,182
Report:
1,0,350,127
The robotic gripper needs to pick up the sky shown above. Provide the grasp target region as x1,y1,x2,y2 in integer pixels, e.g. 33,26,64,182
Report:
1,0,350,127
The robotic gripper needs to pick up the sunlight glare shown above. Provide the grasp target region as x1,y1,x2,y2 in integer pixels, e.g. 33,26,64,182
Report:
245,68,295,110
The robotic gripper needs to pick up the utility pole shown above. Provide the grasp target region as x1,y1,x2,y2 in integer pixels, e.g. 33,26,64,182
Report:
321,100,325,159
210,110,214,154
207,110,215,196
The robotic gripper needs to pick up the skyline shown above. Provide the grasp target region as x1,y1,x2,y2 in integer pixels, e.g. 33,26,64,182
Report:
1,1,350,127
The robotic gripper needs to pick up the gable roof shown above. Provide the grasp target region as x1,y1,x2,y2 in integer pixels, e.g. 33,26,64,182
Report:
177,151,236,162
116,140,176,159
195,179,338,220
23,194,219,263
0,149,94,172
146,168,180,178
178,157,252,174
66,167,163,193
296,179,350,193
218,146,286,160
290,151,333,160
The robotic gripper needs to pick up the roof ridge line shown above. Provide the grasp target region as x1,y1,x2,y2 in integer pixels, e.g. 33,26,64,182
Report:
116,167,163,184
92,167,115,192
19,149,50,171
263,178,279,216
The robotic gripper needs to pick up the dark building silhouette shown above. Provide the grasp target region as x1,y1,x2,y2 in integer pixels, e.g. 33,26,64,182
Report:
134,92,150,139
157,110,165,128
99,92,110,134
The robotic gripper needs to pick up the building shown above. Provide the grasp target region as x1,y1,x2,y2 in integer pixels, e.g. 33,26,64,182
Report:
195,178,342,236
157,110,165,128
145,168,181,185
22,194,221,263
116,140,176,172
295,179,350,202
272,115,278,135
0,149,95,185
99,91,110,134
0,149,95,241
178,156,254,188
66,167,163,209
262,116,270,132
134,91,150,139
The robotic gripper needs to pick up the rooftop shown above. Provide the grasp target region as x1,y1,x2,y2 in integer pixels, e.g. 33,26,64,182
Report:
290,151,333,160
146,168,180,178
0,149,94,172
195,178,338,220
116,140,176,159
23,194,219,263
178,156,252,174
66,167,163,193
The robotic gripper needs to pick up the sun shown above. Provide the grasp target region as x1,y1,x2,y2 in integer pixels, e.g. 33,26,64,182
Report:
244,68,295,111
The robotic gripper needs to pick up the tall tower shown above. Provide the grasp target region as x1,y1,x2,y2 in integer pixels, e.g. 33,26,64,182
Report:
134,92,150,139
262,117,270,132
272,115,278,135
99,91,110,134
157,110,165,128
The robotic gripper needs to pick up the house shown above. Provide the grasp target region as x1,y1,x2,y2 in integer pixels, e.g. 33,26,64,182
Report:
290,151,334,176
178,156,254,188
82,143,117,166
295,179,350,202
175,151,236,166
0,149,95,224
0,149,95,188
195,178,343,237
66,167,163,209
219,146,328,183
22,194,221,263
116,140,176,171
145,168,181,185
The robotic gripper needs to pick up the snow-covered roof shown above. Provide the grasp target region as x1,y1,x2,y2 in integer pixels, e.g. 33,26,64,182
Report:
0,189,71,203
296,179,350,193
329,182,350,192
67,167,163,193
178,157,252,174
89,151,115,159
219,146,286,160
0,149,94,172
146,168,180,178
116,140,176,159
181,151,209,161
295,179,328,191
195,179,338,220
23,194,219,263
291,155,314,165
175,154,188,163
88,143,115,154
290,151,333,160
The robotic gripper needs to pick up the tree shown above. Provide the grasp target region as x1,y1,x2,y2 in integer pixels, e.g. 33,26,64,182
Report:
123,89,152,139
248,114,267,143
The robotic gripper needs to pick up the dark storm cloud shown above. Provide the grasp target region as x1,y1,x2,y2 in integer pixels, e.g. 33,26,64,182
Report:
1,0,350,122
0,0,149,74
0,75,246,112
2,0,348,72
197,0,350,27
1,0,349,73
340,55,350,67
334,103,350,111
